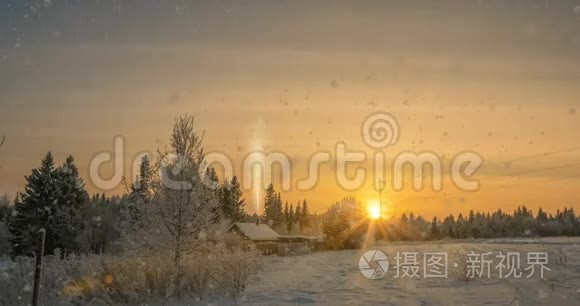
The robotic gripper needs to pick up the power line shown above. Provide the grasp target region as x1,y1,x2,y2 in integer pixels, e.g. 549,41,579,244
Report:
387,146,580,203
436,146,580,176
503,162,580,177
481,146,580,169
394,169,580,203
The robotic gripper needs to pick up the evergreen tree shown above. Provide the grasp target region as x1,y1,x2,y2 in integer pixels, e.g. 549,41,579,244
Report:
205,166,219,189
203,166,222,222
220,176,246,222
54,155,86,253
128,156,151,222
56,155,87,210
9,152,84,257
274,192,283,226
295,204,301,224
400,213,409,223
0,193,10,222
130,155,151,203
430,217,439,240
263,183,277,222
77,193,123,254
299,199,310,231
284,201,291,232
287,203,294,233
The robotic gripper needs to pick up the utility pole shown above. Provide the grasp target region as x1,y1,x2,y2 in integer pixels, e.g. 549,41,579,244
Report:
377,179,387,219
32,228,46,306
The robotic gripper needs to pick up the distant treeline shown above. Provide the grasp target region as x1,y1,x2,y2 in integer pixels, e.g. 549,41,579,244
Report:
390,205,579,240
321,198,579,250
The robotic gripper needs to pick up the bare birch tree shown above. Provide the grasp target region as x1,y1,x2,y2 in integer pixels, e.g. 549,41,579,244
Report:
122,116,221,287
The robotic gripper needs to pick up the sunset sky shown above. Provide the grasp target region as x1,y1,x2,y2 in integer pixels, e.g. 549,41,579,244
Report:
1,0,580,218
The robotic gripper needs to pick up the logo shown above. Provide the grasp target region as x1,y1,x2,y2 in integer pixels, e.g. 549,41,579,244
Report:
361,112,400,149
359,250,389,279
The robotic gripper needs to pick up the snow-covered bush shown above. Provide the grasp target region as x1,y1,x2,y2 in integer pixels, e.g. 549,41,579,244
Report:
212,245,261,301
0,242,261,305
62,252,179,304
0,251,73,306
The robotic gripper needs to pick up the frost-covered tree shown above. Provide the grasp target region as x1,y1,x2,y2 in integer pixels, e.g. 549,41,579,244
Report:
8,152,84,257
122,115,221,275
322,202,351,249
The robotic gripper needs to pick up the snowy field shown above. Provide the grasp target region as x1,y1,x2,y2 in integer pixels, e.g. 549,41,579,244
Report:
240,237,580,305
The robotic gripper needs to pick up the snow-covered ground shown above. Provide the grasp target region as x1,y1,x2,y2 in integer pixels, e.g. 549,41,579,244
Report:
240,237,580,305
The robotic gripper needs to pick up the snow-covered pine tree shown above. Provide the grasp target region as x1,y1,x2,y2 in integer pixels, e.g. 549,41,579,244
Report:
128,155,152,222
8,152,83,257
132,155,151,202
56,155,86,209
54,155,87,254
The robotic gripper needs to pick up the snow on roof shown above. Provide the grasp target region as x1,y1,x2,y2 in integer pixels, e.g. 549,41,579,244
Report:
231,222,279,241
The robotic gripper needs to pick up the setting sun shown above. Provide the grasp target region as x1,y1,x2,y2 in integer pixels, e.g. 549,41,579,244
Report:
368,202,382,220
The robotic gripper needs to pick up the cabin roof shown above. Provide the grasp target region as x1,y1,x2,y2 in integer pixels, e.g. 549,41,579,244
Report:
230,222,279,241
